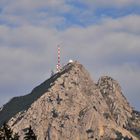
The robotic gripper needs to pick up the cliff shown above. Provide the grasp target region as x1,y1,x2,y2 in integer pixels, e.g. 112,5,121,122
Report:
0,61,139,140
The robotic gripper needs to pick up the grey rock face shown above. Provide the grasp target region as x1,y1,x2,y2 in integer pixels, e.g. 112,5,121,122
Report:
97,76,133,127
0,61,139,140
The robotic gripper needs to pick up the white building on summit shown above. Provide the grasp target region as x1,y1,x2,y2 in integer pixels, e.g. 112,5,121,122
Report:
69,59,73,63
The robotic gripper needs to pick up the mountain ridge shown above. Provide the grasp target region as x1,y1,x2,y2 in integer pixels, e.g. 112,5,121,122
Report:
0,61,140,140
0,62,74,126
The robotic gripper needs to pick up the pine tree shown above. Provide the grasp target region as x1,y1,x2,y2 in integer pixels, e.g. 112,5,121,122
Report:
0,122,19,140
51,70,54,77
24,126,37,140
13,132,20,140
0,126,4,139
4,122,13,139
0,122,13,140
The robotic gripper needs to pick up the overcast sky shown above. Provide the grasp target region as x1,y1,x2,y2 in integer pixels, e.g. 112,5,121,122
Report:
0,0,140,110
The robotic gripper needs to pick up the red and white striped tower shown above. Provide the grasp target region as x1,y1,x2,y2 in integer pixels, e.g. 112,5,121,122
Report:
56,45,61,72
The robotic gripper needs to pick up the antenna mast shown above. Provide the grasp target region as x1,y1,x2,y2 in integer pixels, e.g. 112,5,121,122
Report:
56,45,61,72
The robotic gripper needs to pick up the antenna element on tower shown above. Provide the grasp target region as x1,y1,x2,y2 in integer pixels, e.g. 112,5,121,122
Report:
56,45,61,72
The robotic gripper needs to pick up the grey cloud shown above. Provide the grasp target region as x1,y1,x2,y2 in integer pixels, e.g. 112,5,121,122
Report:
80,0,140,8
0,15,140,110
2,0,69,13
1,0,140,28
0,0,71,27
59,16,140,63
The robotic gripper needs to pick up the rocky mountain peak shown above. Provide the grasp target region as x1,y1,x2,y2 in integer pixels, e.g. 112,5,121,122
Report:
97,76,133,127
0,61,139,140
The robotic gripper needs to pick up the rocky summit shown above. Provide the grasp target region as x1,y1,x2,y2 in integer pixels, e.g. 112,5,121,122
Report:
0,61,140,140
